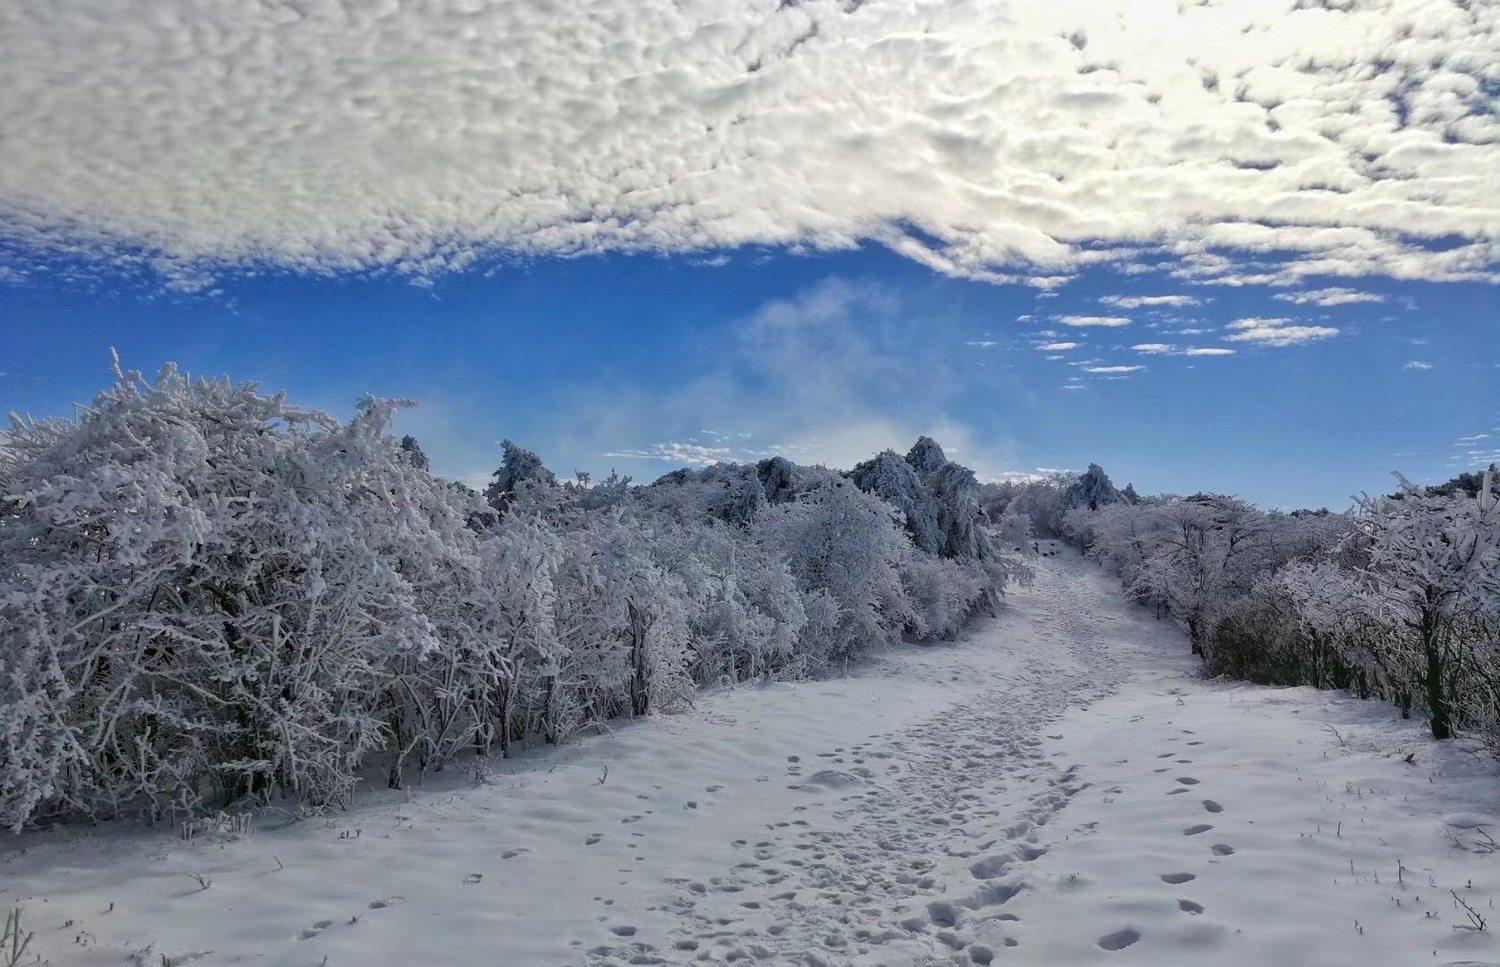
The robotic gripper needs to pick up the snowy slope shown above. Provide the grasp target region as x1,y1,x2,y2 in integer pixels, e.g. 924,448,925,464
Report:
3,547,1497,966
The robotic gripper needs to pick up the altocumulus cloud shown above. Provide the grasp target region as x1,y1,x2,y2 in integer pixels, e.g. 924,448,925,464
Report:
1224,317,1340,348
1,0,1497,289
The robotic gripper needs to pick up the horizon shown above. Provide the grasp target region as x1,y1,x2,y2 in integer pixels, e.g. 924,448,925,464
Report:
3,243,1495,511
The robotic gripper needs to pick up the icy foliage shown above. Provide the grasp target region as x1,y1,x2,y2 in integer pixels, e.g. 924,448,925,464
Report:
0,363,476,829
1058,468,1500,744
0,365,1022,830
1281,473,1500,740
984,464,1134,539
850,450,941,555
1063,463,1123,513
752,479,916,662
484,439,558,518
904,436,949,479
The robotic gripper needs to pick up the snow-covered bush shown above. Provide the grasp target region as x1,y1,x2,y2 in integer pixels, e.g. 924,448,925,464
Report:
753,479,916,662
850,450,941,555
1065,465,1500,744
647,520,808,684
0,360,1026,830
1279,475,1500,739
0,364,468,828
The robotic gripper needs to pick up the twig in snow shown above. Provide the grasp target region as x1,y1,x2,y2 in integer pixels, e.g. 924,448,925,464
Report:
1452,890,1487,931
2,907,35,967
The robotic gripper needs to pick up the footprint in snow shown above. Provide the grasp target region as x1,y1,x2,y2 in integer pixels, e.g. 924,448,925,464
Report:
1211,843,1235,855
1097,928,1141,950
1160,872,1196,884
1201,800,1223,813
1178,899,1205,915
1183,824,1214,836
1175,777,1200,785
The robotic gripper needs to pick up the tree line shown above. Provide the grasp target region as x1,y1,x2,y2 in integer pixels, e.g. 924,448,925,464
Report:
0,361,1027,831
991,462,1500,745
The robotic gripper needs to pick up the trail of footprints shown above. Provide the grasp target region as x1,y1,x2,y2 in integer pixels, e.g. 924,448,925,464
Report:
583,574,1132,965
1089,729,1237,953
586,687,1101,965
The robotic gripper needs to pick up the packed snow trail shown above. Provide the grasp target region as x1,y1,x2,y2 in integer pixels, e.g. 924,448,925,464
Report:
5,547,1499,966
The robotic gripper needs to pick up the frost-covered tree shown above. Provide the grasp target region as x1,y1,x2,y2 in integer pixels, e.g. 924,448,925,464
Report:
1064,463,1123,513
399,434,430,471
1289,474,1500,739
644,463,767,525
485,440,559,518
905,436,949,480
924,461,994,561
753,480,915,662
850,450,941,555
553,513,694,722
648,520,808,683
1083,495,1283,654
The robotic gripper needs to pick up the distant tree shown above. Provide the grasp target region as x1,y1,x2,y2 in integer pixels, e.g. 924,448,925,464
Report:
485,440,558,517
399,433,429,471
905,436,949,479
1064,463,1123,512
756,456,805,505
1426,464,1500,500
850,450,942,555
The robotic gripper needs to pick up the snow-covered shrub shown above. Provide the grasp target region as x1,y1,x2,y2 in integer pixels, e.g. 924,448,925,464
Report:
899,554,994,640
753,479,915,662
640,463,768,525
850,450,941,555
1067,465,1499,744
1280,475,1500,739
0,364,469,828
647,520,808,684
0,360,1026,830
552,512,695,725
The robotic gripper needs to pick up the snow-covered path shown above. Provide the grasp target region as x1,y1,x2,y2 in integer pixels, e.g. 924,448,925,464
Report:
5,548,1499,966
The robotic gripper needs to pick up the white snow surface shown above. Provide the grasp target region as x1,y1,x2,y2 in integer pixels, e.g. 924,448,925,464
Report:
5,546,1499,966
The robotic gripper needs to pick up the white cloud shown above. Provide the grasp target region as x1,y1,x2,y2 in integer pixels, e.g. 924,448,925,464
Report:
1101,295,1201,309
1058,315,1131,328
965,340,1001,348
3,0,1496,289
1131,342,1235,357
1273,287,1386,307
1037,341,1080,351
604,442,734,465
1224,317,1340,348
1086,365,1144,374
1404,360,1434,370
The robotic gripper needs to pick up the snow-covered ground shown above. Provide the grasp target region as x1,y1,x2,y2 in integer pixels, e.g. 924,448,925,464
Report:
5,547,1498,966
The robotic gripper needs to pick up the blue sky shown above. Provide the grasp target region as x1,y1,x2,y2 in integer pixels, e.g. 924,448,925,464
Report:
2,0,1497,508
3,245,1494,509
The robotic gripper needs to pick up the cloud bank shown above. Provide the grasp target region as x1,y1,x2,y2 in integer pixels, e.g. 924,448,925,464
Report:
1,0,1497,289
